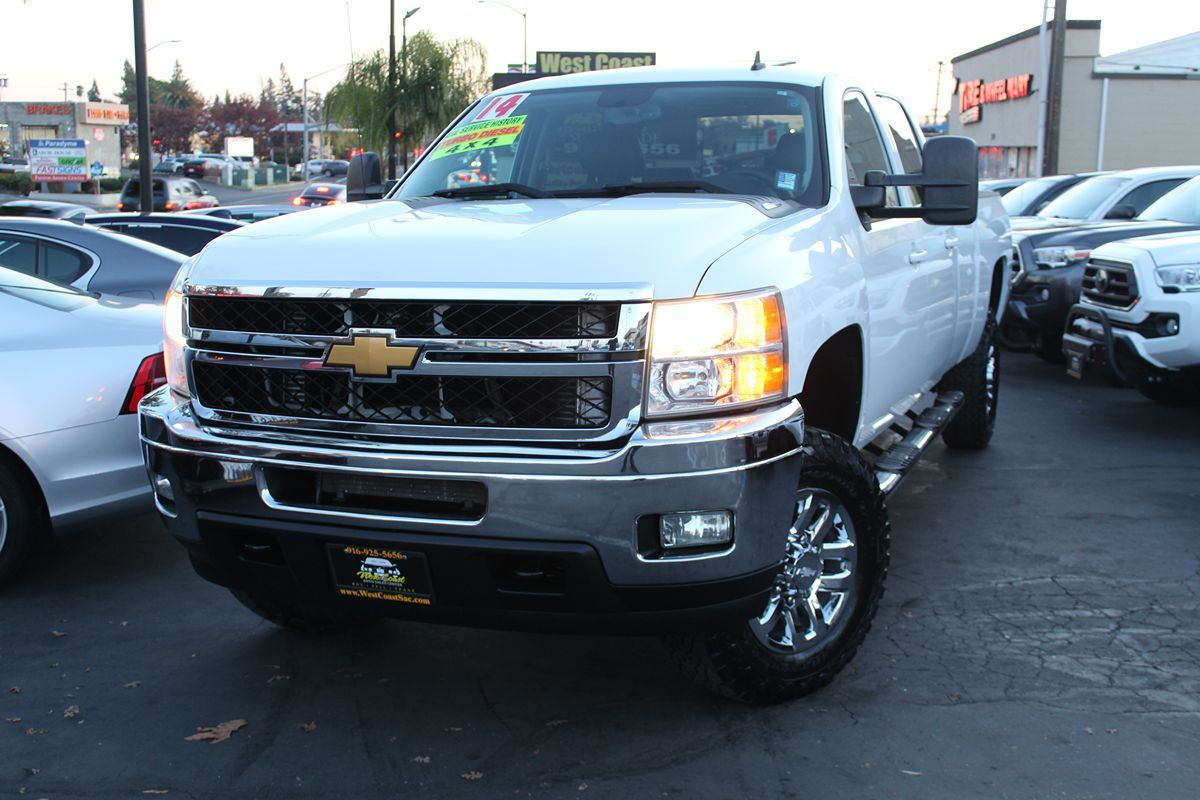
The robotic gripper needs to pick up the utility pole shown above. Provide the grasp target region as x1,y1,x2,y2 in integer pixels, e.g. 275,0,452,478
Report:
387,0,397,180
59,82,69,103
132,0,153,213
401,7,420,172
1043,0,1068,176
931,61,945,126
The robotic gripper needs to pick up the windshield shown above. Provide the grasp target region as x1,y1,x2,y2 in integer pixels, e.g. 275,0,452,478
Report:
1037,175,1126,219
1002,176,1064,216
398,82,826,204
1137,176,1200,224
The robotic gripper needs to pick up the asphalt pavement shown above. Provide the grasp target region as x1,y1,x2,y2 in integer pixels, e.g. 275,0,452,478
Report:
2,355,1198,799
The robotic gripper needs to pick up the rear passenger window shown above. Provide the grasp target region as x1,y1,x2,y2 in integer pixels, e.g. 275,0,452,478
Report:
0,234,39,277
843,90,897,206
119,224,219,256
1118,179,1185,215
41,242,91,283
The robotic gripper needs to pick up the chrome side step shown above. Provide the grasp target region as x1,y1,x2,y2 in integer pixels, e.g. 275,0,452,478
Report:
873,390,964,496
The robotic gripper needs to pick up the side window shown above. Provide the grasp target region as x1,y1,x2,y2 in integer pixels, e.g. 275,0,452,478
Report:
41,242,91,283
0,234,39,277
156,226,220,256
843,90,895,205
874,94,923,206
1118,179,1185,215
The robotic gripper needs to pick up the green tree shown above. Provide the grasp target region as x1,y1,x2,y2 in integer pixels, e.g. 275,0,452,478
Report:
325,31,488,156
87,79,101,102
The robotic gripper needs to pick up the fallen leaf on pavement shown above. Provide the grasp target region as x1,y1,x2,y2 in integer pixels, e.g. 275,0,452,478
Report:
461,771,483,781
24,768,40,777
267,675,290,684
63,705,80,719
50,631,67,638
142,790,169,795
546,719,568,727
412,756,431,764
124,681,142,689
578,783,588,791
184,719,247,744
1085,727,1094,735
297,721,317,733
900,769,922,776
8,686,20,694
6,717,21,724
25,728,47,736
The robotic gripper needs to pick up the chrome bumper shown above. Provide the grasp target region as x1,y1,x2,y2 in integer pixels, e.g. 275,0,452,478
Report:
139,388,805,587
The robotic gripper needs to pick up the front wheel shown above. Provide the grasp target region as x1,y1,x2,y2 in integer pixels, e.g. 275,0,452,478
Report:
0,461,41,591
663,428,890,705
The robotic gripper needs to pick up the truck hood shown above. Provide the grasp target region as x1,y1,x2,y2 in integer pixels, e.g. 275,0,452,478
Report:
187,196,784,300
1022,219,1197,247
1101,229,1200,266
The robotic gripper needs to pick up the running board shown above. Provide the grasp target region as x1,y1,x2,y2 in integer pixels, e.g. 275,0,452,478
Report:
873,390,964,496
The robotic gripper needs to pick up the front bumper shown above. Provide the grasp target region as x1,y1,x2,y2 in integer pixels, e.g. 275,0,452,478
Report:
1062,303,1181,385
139,389,805,631
1003,264,1084,342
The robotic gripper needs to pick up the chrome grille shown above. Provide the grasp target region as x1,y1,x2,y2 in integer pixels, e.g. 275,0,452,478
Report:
1082,259,1139,309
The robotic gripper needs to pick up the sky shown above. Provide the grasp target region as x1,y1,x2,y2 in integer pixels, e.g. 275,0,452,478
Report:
2,0,1199,122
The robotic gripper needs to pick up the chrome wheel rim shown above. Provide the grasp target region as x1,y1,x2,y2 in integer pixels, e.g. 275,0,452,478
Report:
985,342,998,420
752,489,858,654
0,495,7,554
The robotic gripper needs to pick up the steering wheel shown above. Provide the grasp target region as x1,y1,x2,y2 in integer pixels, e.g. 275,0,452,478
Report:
717,169,782,196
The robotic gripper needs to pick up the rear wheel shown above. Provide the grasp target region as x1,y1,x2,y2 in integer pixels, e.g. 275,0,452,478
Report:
940,319,999,449
0,461,40,591
663,428,889,705
231,589,380,635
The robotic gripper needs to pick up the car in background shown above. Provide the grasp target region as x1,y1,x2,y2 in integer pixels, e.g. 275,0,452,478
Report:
1003,175,1200,360
292,182,346,207
300,159,349,180
231,155,259,170
0,267,166,588
152,156,188,175
88,213,244,256
0,199,90,223
0,157,30,174
117,176,219,213
0,218,185,301
1001,172,1105,218
981,177,1029,196
182,154,239,179
1014,166,1200,231
182,204,300,223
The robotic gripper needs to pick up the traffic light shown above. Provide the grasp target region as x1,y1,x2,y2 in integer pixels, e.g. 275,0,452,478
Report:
393,130,403,139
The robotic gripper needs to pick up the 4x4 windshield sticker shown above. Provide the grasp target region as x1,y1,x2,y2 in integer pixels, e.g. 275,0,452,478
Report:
428,115,526,160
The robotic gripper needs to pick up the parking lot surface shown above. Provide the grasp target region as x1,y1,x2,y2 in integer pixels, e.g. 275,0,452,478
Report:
2,355,1198,799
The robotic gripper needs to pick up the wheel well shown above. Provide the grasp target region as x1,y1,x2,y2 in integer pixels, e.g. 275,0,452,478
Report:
989,257,1006,317
798,325,863,442
0,443,49,526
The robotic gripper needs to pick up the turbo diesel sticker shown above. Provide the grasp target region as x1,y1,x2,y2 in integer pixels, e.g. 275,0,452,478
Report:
428,116,526,160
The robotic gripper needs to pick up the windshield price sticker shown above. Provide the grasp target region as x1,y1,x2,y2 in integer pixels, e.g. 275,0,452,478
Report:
428,116,526,160
472,92,529,121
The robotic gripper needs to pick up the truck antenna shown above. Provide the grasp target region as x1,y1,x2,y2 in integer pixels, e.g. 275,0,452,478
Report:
751,51,766,71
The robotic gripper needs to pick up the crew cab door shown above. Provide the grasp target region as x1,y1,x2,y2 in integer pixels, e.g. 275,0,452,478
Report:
844,90,953,426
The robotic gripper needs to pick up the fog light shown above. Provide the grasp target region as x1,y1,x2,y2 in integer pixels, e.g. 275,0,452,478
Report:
1038,288,1051,301
660,511,733,550
152,474,174,501
1164,317,1180,336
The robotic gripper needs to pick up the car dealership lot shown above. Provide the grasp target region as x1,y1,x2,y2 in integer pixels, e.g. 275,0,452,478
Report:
2,356,1197,799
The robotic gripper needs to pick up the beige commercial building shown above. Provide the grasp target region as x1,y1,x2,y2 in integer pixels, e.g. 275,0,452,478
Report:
949,22,1200,178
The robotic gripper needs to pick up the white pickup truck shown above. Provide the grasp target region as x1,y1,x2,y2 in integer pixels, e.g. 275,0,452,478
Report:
1063,230,1200,402
140,65,1011,703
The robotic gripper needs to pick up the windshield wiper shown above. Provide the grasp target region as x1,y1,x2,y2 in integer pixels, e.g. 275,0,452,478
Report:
556,181,729,198
432,182,551,200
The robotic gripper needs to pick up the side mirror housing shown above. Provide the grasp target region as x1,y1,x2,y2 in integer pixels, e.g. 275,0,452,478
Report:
858,136,980,225
1105,203,1136,220
346,152,385,202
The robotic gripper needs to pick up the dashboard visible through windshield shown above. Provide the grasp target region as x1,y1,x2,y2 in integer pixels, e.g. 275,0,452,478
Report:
397,82,827,206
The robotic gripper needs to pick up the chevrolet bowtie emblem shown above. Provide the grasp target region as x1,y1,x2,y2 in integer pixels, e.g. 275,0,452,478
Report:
323,332,420,379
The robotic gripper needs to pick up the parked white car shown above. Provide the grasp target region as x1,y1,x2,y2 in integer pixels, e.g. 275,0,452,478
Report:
0,268,166,588
1013,165,1200,231
1063,230,1200,403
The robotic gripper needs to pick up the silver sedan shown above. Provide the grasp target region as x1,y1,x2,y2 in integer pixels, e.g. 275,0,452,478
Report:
0,268,166,588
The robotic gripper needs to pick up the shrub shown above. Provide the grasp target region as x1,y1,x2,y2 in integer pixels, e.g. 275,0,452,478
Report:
0,174,34,195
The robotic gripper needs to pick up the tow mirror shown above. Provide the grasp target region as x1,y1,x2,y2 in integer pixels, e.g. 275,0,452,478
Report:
1104,203,1136,220
346,152,385,202
859,136,980,225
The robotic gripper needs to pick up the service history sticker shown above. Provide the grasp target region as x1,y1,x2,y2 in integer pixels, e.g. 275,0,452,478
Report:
327,544,434,606
427,115,527,160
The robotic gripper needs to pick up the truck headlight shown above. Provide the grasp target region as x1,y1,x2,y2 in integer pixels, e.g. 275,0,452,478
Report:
1033,246,1092,269
1155,264,1200,292
646,289,786,418
163,262,193,399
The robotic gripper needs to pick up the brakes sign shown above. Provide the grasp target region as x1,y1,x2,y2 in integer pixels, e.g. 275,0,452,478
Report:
427,116,526,160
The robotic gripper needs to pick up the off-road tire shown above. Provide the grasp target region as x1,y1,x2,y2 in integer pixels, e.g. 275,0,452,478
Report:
662,428,890,705
0,460,41,591
940,318,999,449
231,589,380,635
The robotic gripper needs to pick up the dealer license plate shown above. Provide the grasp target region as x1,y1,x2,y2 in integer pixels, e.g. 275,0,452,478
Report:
327,544,434,606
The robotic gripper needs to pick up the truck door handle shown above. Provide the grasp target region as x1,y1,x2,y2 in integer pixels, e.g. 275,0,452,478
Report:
908,249,928,265
944,235,960,249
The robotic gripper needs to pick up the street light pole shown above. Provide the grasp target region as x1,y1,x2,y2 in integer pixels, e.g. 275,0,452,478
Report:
132,0,153,213
387,0,397,180
478,0,527,73
400,7,419,172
